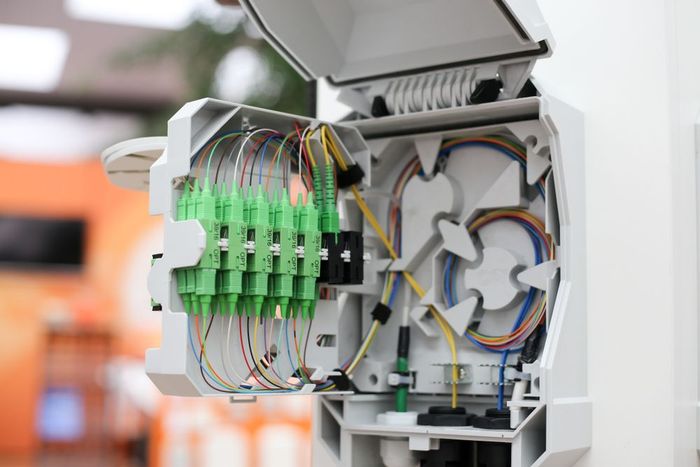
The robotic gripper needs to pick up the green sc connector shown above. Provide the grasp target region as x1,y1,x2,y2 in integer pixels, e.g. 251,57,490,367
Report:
219,184,248,315
176,187,192,313
312,165,323,210
184,182,198,313
294,192,321,319
320,163,340,234
244,187,272,317
193,178,220,317
272,189,298,318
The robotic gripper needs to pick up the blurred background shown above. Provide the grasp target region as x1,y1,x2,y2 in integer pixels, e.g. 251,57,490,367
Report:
0,1,328,466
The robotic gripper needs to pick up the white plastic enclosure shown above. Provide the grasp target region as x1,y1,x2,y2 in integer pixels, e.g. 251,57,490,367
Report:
100,1,590,466
129,94,589,467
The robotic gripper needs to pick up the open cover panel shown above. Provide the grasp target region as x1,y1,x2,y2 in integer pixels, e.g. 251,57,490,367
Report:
239,0,553,86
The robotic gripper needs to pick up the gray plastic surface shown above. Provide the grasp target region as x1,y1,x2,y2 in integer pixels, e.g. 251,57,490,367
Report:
239,0,552,86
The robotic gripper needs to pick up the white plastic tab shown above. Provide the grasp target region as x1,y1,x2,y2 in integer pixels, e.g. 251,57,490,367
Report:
442,296,479,335
414,135,443,173
101,137,166,191
438,219,478,262
516,259,559,291
476,161,523,209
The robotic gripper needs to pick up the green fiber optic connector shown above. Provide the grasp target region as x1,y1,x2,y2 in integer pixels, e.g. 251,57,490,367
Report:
272,189,298,318
395,323,411,413
179,183,201,314
214,184,224,221
395,356,409,412
176,188,192,313
212,184,224,315
294,192,321,319
185,182,198,313
264,192,280,318
320,163,340,234
193,178,220,317
240,190,252,316
244,187,273,317
312,165,323,210
218,184,247,315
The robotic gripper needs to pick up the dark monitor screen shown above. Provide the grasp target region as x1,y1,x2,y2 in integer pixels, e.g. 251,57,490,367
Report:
0,215,85,269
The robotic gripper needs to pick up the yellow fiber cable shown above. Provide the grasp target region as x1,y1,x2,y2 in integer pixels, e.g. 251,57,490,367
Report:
347,321,381,374
320,126,333,165
325,127,344,166
304,129,317,167
327,127,459,407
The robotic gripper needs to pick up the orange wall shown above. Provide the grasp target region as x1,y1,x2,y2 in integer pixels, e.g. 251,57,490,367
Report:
0,158,159,455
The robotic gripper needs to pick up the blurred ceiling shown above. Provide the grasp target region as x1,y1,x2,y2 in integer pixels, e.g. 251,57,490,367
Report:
0,0,195,113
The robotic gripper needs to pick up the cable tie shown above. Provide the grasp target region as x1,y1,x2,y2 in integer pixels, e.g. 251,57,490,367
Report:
387,371,412,388
371,302,392,325
337,164,365,189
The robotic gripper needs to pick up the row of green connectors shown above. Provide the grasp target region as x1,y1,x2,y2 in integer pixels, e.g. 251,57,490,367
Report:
294,192,321,319
175,181,326,318
243,187,273,317
320,163,340,235
271,190,297,318
218,184,247,315
175,179,221,316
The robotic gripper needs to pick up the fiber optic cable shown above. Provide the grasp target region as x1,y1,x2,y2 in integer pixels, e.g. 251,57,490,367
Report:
324,129,460,408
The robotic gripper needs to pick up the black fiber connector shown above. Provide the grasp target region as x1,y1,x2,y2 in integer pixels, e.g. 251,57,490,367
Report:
371,95,390,117
371,302,392,325
320,233,344,283
470,78,503,104
397,326,410,359
319,231,364,285
337,164,365,189
342,231,363,285
519,325,543,365
328,368,352,391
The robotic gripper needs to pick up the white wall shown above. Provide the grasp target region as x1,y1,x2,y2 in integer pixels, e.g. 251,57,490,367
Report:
533,0,699,465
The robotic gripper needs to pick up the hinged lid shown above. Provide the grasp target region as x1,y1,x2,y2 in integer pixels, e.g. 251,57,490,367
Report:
240,0,553,87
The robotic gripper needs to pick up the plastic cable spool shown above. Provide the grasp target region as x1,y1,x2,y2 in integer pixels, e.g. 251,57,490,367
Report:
417,406,475,427
471,408,511,430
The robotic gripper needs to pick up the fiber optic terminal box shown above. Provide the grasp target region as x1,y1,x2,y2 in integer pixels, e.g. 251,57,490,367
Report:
102,1,589,466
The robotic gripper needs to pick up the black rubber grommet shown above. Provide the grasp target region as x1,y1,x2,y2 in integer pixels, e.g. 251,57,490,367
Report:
472,407,512,430
417,406,474,426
